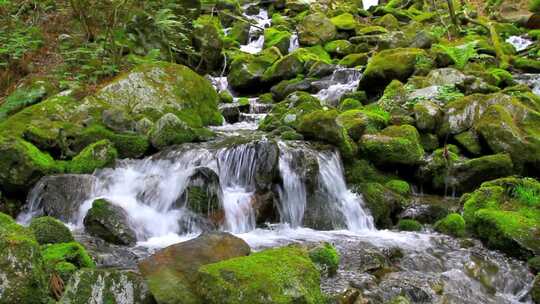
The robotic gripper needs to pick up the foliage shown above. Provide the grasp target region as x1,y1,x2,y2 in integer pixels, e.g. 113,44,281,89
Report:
531,0,540,13
397,219,422,231
433,42,479,69
434,213,465,237
309,243,340,276
0,26,43,68
511,183,540,207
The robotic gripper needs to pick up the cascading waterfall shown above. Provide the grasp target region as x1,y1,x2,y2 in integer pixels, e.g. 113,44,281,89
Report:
363,0,379,9
277,143,307,228
240,8,271,54
288,33,300,53
506,36,533,52
317,151,375,231
314,68,363,106
515,73,540,96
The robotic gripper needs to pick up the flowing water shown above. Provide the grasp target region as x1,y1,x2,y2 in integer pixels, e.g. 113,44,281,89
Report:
239,7,271,54
515,73,540,96
363,0,379,9
506,36,534,52
313,68,363,106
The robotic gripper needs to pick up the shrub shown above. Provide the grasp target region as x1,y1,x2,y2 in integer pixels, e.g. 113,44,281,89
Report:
397,219,422,232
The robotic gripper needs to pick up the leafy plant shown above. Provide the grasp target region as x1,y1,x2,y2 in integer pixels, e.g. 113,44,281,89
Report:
0,26,43,67
512,184,540,207
433,42,478,69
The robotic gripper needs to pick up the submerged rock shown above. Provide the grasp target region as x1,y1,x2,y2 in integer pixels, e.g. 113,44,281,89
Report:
83,199,137,246
138,232,250,304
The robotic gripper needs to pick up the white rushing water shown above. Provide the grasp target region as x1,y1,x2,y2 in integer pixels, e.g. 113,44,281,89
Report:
363,0,379,9
314,68,363,106
21,140,375,248
514,73,540,96
288,33,300,53
506,36,534,52
240,8,271,54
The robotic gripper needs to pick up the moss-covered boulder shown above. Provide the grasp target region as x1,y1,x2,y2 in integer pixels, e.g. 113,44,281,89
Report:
0,78,53,121
83,199,137,246
65,139,117,174
330,13,357,30
264,27,292,54
0,136,60,194
298,13,337,46
338,53,369,67
41,242,95,269
336,108,390,141
463,177,540,259
359,48,428,94
397,219,422,231
29,216,74,245
374,13,399,30
193,16,225,73
260,92,323,131
413,100,442,132
434,213,465,237
309,242,340,276
360,125,425,166
0,213,48,304
357,182,406,228
324,40,354,56
149,113,199,150
138,232,250,304
198,246,325,304
60,269,154,304
297,109,357,159
93,62,223,127
228,49,280,91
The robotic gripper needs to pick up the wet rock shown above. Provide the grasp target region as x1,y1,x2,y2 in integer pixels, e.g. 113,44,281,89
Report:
102,107,135,133
254,140,280,192
398,195,456,224
149,113,197,150
271,77,314,101
181,167,222,227
83,199,137,246
357,183,406,228
67,139,118,174
360,125,425,166
138,232,250,304
26,174,96,222
60,269,154,304
413,100,442,132
228,49,280,91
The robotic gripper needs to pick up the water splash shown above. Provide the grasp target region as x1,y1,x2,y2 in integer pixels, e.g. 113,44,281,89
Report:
506,36,533,52
363,0,379,9
514,73,540,96
314,68,362,106
317,151,375,231
288,33,299,53
277,143,307,228
240,8,271,54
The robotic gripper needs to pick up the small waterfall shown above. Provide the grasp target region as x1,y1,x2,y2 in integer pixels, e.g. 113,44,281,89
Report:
217,144,258,233
514,73,540,96
277,143,307,228
363,0,379,9
208,76,229,93
317,151,375,231
240,8,271,54
314,68,362,106
288,33,299,53
506,36,533,52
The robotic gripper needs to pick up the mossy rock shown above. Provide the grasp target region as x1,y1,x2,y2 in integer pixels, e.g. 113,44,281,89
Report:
264,27,292,54
397,219,422,231
0,213,48,304
198,245,325,304
338,98,364,111
309,242,340,276
41,242,95,269
74,124,149,159
29,216,74,245
0,79,53,121
192,15,225,73
150,113,199,150
0,136,60,194
512,56,540,72
374,13,399,30
336,108,390,141
357,182,405,228
360,124,425,166
65,139,117,174
228,49,281,91
434,213,465,237
533,274,540,304
454,131,482,155
386,180,411,196
83,199,136,246
330,13,357,30
413,100,442,132
463,177,540,259
298,13,337,46
259,92,323,131
359,48,428,94
345,159,393,185
324,40,354,56
262,47,331,83
297,109,357,159
338,53,369,67
60,269,154,304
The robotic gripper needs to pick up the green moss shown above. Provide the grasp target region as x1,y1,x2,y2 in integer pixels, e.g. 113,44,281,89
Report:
198,246,324,304
66,139,117,174
29,216,74,245
259,92,323,131
512,57,540,73
528,256,540,273
360,124,425,166
0,80,52,121
356,25,388,35
55,261,77,282
324,40,354,56
397,219,422,231
338,98,363,111
345,159,393,185
41,242,95,269
374,13,399,30
76,124,149,159
264,27,292,54
463,177,540,259
337,108,390,141
455,131,482,155
358,182,405,228
330,13,357,30
338,53,368,68
219,91,234,103
385,180,411,196
298,13,337,46
434,213,465,237
262,47,331,83
308,242,340,276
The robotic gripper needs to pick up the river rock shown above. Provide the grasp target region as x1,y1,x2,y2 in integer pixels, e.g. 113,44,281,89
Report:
149,113,197,150
298,13,337,46
26,174,96,222
181,167,222,227
83,199,137,246
360,125,425,166
60,269,154,304
138,232,250,304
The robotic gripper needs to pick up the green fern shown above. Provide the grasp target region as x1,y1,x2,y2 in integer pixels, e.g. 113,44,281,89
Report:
433,42,478,69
